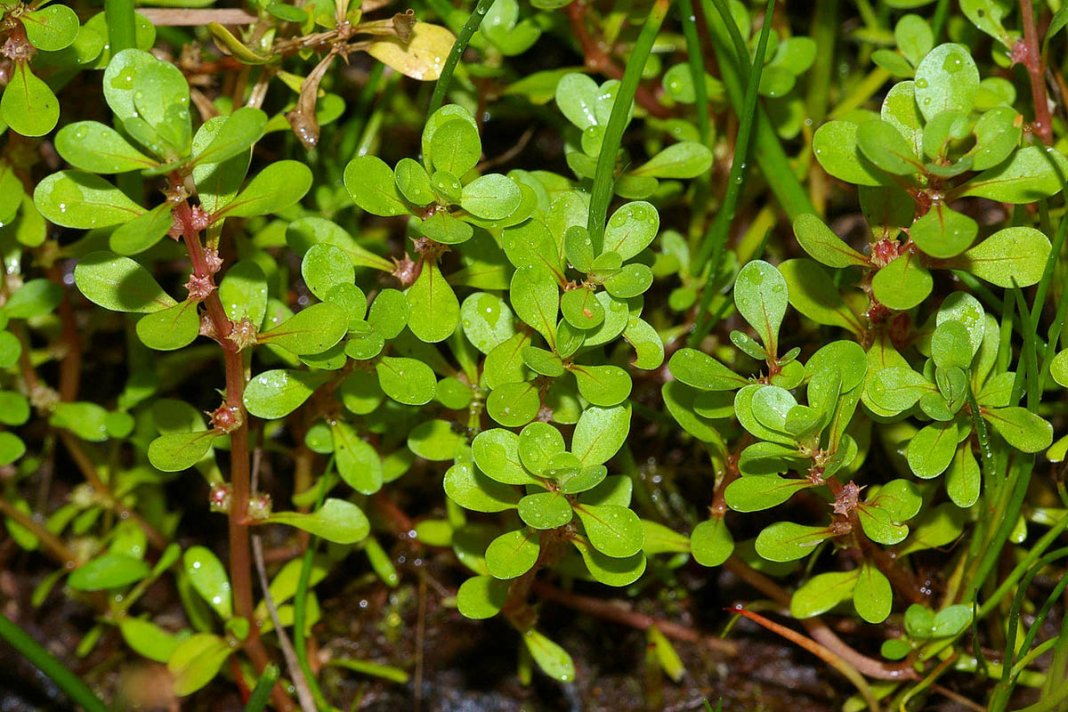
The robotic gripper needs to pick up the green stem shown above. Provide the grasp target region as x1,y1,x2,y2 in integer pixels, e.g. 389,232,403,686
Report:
105,0,137,54
688,0,776,347
701,0,813,220
426,0,495,118
293,462,334,711
0,614,108,712
586,0,672,252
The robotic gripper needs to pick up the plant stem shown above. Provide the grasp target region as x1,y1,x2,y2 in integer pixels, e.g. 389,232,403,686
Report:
0,613,108,712
172,198,291,712
105,0,137,54
0,496,77,567
585,0,672,253
1018,0,1054,144
426,0,495,118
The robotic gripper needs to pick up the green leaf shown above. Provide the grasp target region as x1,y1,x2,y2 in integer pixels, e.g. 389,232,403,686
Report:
913,43,979,121
345,155,409,217
574,538,646,586
110,203,174,256
631,142,712,179
444,462,521,512
754,521,831,562
560,287,604,330
220,160,312,218
301,245,355,304
725,474,810,512
871,254,932,310
136,301,199,351
191,107,267,166
574,503,642,558
456,575,508,619
983,407,1053,453
120,618,180,664
947,227,1050,287
733,260,787,352
856,119,921,175
1,64,59,137
68,553,151,591
853,564,892,624
690,517,733,567
572,404,630,465
34,172,146,229
407,261,459,343
461,293,515,354
1051,350,1068,388
959,146,1068,203
668,349,746,391
895,14,934,65
376,356,436,405
22,4,80,51
148,431,217,472
792,214,868,268
485,528,540,579
267,499,370,544
257,303,348,355
866,366,934,414
969,106,1022,170
790,571,859,618
601,201,659,259
813,121,886,186
219,260,268,326
555,73,601,130
244,369,331,419
472,428,535,485
394,157,435,206
4,279,61,320
74,251,174,313
49,402,108,442
518,491,573,529
486,380,540,427
510,266,559,347
192,116,251,214
946,445,980,508
54,121,157,174
0,333,20,371
462,174,521,220
572,364,631,407
517,422,565,474
907,421,959,478
184,546,232,620
522,629,575,682
333,421,383,494
168,633,231,696
779,259,864,334
910,204,977,259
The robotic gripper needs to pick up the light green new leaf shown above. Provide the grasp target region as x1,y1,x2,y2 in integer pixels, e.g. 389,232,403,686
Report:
74,251,174,313
510,265,559,346
267,499,370,544
219,260,268,326
871,254,932,310
812,121,886,186
779,259,864,334
522,629,575,682
110,202,174,256
907,420,958,478
345,155,409,217
572,364,631,406
486,380,540,427
191,107,267,166
461,293,515,354
184,546,232,620
910,204,977,259
168,634,231,697
472,429,536,485
668,348,747,391
68,553,151,591
518,491,573,529
725,474,810,512
602,201,659,260
791,570,858,619
462,174,522,220
443,462,521,513
456,575,509,619
55,121,157,174
754,521,831,562
35,172,146,229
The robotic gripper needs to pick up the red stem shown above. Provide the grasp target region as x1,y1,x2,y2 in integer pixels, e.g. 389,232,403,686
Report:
1018,0,1053,144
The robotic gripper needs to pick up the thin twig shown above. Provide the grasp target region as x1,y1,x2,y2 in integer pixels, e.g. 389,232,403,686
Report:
251,535,316,712
136,9,258,26
532,581,738,655
1017,0,1054,143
